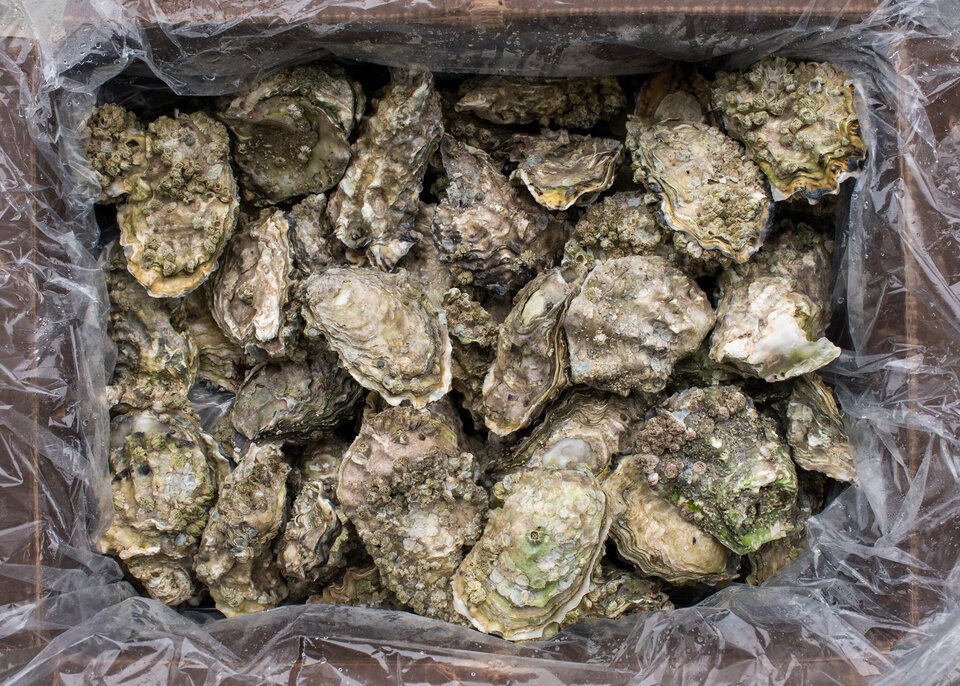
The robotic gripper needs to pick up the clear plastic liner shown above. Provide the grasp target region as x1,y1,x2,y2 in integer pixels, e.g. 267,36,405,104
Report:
1,0,959,682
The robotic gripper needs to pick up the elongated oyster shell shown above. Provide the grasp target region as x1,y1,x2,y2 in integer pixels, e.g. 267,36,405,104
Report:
711,58,865,201
337,405,487,623
455,76,626,129
99,410,227,606
85,103,147,202
785,374,856,482
433,135,570,296
506,130,623,210
604,454,739,583
301,268,452,408
482,267,575,436
563,256,715,395
287,193,347,274
175,288,248,394
632,385,800,555
309,564,400,609
626,117,773,263
231,349,362,443
442,288,499,424
220,64,363,204
561,563,672,629
395,204,455,306
328,67,442,270
452,468,612,640
195,441,290,616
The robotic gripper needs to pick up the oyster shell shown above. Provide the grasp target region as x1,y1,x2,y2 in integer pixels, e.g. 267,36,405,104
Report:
337,405,487,623
561,563,673,629
440,288,498,423
505,130,623,210
745,530,807,585
287,193,348,274
451,468,612,640
220,64,363,204
395,204,456,306
301,268,452,408
194,441,290,617
631,385,800,555
603,454,740,583
455,76,626,129
482,267,576,436
711,58,865,201
308,564,400,609
328,67,442,270
432,135,571,296
562,255,715,396
99,410,227,606
785,374,856,482
626,116,773,263
231,348,362,443
634,64,714,125
85,103,147,202
175,288,248,394
440,90,515,159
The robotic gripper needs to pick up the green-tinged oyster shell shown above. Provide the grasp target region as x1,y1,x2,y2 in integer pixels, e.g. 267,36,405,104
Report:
451,468,612,640
194,441,290,617
337,405,487,623
560,563,673,629
711,58,865,202
308,564,400,609
785,374,856,482
301,268,452,408
220,64,363,204
328,67,442,270
99,409,228,606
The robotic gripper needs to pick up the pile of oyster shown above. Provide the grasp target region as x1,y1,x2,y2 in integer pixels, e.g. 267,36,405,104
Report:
89,57,864,640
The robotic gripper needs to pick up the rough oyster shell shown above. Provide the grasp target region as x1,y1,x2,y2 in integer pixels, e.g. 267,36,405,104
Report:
301,268,452,408
603,454,740,583
482,267,575,436
85,103,147,202
785,374,856,482
626,116,773,263
561,563,673,629
328,67,442,270
455,76,626,129
634,64,714,125
308,564,400,609
194,441,290,616
505,130,623,210
175,287,248,394
441,288,499,424
287,193,348,274
99,409,227,606
632,385,800,555
220,64,363,204
395,204,456,306
440,90,516,159
432,135,571,296
337,405,487,623
451,468,612,640
562,255,715,395
711,58,865,202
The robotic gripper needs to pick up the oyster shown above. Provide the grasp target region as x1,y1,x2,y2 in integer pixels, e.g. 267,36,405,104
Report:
395,204,456,306
634,64,714,125
337,405,487,623
220,64,363,204
455,76,626,129
603,454,739,583
85,103,147,201
441,288,499,424
626,116,773,263
746,530,807,585
562,256,715,396
301,268,452,408
785,374,856,482
328,67,442,270
561,563,673,629
482,267,575,436
99,409,227,606
711,58,865,201
287,193,348,274
194,441,290,617
308,564,400,609
175,288,248,394
432,135,570,296
231,349,362,443
505,130,623,210
440,90,515,159
631,385,800,555
451,468,612,640
212,209,294,359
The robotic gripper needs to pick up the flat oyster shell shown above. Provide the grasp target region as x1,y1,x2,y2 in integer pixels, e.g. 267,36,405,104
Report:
632,385,800,555
231,348,362,443
301,268,452,408
220,64,363,204
626,116,773,263
337,405,487,623
328,67,442,270
433,135,570,296
560,563,673,629
212,209,294,359
175,288,248,394
308,564,400,609
482,267,575,436
195,441,290,617
99,410,227,606
287,193,348,274
604,454,739,583
505,130,623,210
562,255,715,395
451,468,612,641
785,374,856,482
711,58,866,201
455,76,626,129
